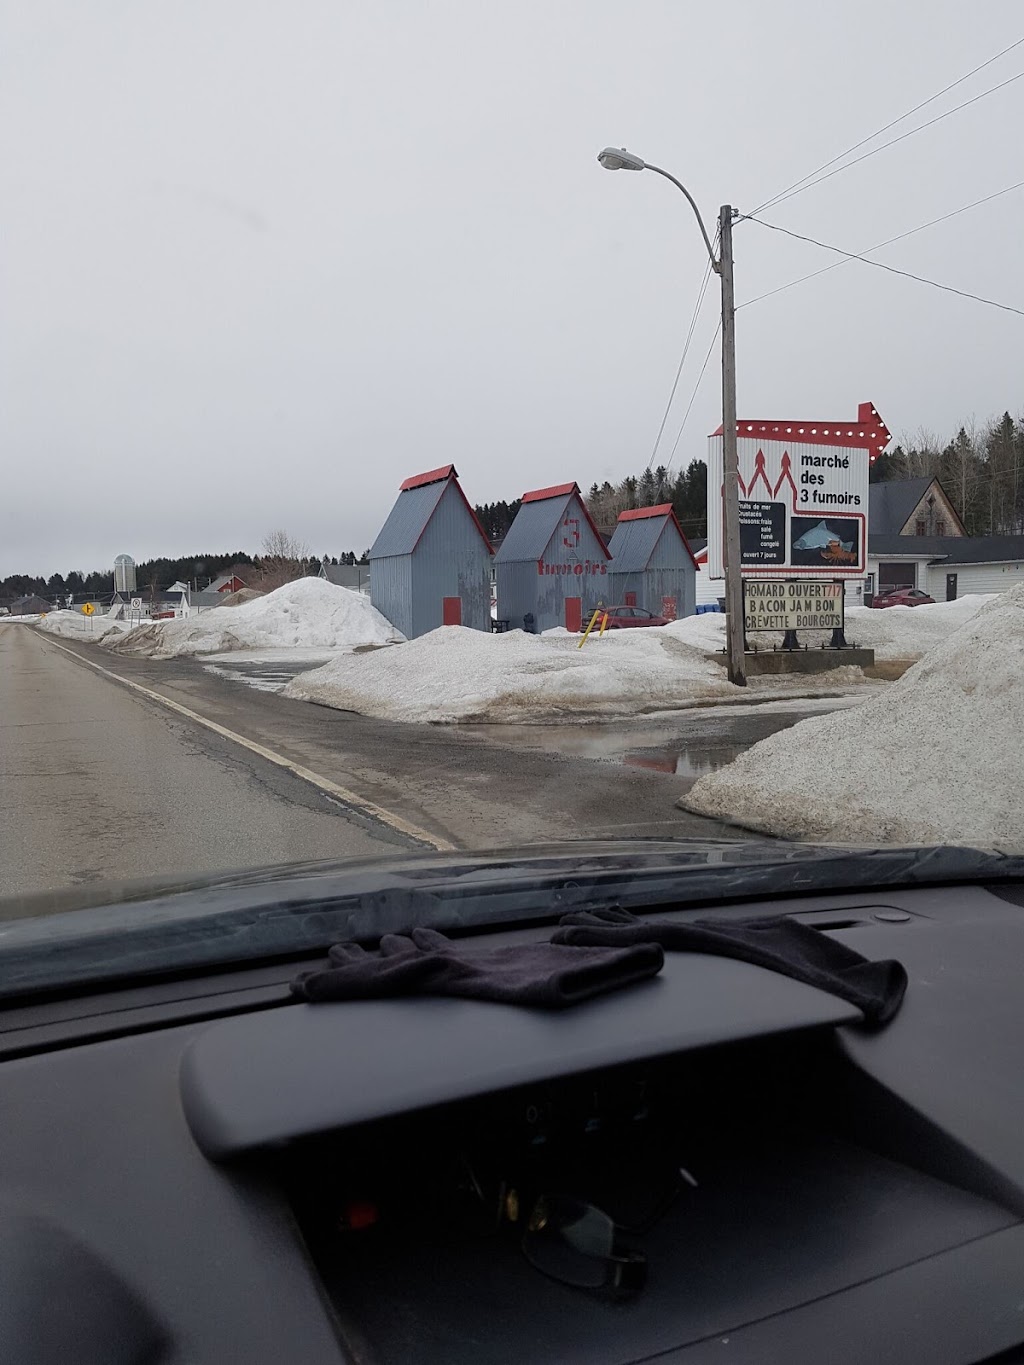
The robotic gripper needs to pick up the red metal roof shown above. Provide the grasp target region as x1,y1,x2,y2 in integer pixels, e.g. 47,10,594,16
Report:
614,503,699,569
617,503,675,521
400,464,456,492
521,482,578,504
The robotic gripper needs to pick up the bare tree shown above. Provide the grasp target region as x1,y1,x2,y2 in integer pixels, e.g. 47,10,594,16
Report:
256,530,311,592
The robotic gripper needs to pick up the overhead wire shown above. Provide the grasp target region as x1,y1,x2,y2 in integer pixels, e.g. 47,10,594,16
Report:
665,321,721,472
742,215,1024,318
646,226,720,474
749,35,1024,217
738,177,1024,310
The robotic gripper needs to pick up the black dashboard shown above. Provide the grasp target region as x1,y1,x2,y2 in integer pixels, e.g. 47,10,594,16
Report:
2,880,1024,1364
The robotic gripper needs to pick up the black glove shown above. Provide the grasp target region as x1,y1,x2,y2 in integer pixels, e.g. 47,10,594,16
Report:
292,927,664,1009
552,908,906,1025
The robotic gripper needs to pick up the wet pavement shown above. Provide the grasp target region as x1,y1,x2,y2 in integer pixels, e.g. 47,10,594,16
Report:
469,696,864,784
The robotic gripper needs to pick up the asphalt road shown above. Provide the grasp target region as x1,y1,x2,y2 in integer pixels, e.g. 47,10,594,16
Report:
1,623,844,903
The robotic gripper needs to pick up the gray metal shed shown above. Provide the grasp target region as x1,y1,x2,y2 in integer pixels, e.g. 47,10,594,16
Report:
369,464,493,638
605,503,699,621
494,482,610,632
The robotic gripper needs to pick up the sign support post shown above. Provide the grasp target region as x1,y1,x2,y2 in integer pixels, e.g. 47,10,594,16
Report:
719,205,746,688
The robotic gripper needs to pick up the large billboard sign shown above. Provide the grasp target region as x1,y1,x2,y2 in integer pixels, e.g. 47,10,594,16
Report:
706,401,890,578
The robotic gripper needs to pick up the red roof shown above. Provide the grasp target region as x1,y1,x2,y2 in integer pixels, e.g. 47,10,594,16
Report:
400,464,456,492
617,503,674,522
521,482,578,504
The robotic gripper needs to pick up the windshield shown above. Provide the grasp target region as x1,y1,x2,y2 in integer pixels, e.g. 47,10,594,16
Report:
3,4,1022,985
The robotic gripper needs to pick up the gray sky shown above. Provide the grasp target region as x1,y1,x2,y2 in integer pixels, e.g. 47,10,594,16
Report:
3,0,1022,578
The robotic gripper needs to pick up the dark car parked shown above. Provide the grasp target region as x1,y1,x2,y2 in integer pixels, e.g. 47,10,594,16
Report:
584,605,671,630
871,587,936,608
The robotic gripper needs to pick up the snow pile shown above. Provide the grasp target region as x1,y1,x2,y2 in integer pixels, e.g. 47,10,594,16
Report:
108,578,403,658
284,625,737,723
36,610,131,642
664,595,994,661
681,585,1024,847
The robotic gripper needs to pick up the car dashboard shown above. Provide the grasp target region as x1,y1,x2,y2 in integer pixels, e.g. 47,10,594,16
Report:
1,880,1024,1365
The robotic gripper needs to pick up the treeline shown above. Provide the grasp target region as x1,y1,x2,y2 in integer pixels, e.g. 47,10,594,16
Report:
1,546,372,604
473,461,709,544
871,411,1024,535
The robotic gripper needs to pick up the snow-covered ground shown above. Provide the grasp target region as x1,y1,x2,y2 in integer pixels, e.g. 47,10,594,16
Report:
282,624,859,724
36,610,132,642
106,579,403,658
663,595,995,661
680,584,1024,847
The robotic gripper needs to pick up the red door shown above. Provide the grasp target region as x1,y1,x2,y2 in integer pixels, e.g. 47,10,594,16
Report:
661,595,677,621
565,597,582,632
442,597,462,625
624,591,637,607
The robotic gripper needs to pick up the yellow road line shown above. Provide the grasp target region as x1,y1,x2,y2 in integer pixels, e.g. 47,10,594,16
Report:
36,632,454,852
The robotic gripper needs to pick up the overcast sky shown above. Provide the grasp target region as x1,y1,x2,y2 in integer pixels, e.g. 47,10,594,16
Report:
3,1,1022,577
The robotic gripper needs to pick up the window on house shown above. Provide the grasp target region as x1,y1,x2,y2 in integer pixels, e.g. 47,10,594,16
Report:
916,520,926,536
937,519,946,535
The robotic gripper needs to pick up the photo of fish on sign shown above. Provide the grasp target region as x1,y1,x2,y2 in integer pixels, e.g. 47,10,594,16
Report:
789,517,861,568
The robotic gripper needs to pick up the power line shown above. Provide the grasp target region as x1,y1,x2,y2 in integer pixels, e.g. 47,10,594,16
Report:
750,35,1024,216
752,66,1024,216
743,215,1024,318
646,254,715,469
666,320,721,471
738,177,1024,310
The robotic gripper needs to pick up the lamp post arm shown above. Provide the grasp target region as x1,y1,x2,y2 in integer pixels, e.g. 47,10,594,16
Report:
642,163,719,271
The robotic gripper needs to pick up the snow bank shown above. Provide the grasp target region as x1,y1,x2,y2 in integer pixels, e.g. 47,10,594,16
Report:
107,578,403,658
681,585,1024,847
36,610,131,642
284,625,737,723
665,595,994,661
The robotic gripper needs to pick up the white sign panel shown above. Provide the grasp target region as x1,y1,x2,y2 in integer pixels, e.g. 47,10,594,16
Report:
744,580,844,632
706,405,888,580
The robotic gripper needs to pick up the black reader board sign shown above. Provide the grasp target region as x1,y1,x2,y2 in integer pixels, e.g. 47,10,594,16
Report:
738,502,786,566
744,580,844,632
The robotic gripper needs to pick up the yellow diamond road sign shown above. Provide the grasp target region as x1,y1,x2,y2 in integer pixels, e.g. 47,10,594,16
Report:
81,602,95,616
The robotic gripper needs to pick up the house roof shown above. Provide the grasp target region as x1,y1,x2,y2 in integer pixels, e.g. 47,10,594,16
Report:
869,533,1024,565
495,483,610,564
867,477,965,535
370,467,493,560
607,505,699,573
320,563,370,587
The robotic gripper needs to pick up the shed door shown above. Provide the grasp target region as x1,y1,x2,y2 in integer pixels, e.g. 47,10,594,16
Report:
442,597,462,626
624,591,637,607
661,595,677,621
565,598,582,632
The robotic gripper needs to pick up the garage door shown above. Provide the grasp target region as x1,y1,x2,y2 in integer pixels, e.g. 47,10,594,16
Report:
878,562,916,590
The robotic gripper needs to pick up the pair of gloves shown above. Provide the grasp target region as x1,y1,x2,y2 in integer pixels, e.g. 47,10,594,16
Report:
292,907,907,1025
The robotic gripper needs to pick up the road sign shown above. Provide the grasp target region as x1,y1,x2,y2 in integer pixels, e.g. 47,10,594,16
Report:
81,602,95,616
744,580,844,632
706,402,889,579
130,597,142,610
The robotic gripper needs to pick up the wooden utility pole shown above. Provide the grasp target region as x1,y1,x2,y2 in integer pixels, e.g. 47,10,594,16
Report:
719,204,746,687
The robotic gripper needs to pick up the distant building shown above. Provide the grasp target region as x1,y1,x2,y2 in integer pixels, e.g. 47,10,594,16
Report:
9,594,52,616
319,562,370,594
113,554,136,594
605,504,698,620
369,464,493,638
495,482,610,632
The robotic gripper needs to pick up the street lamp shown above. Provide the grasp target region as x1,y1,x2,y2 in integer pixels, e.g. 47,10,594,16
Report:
597,147,746,687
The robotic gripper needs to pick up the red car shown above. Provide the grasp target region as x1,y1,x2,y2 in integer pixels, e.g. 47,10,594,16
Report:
584,605,671,629
871,587,935,609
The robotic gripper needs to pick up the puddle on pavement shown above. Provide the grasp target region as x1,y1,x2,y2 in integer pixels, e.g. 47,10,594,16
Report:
471,696,857,781
203,656,332,693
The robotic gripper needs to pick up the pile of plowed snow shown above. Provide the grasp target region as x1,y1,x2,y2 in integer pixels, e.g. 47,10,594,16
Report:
665,595,995,661
680,584,1024,846
284,624,737,723
36,610,131,642
107,578,403,657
